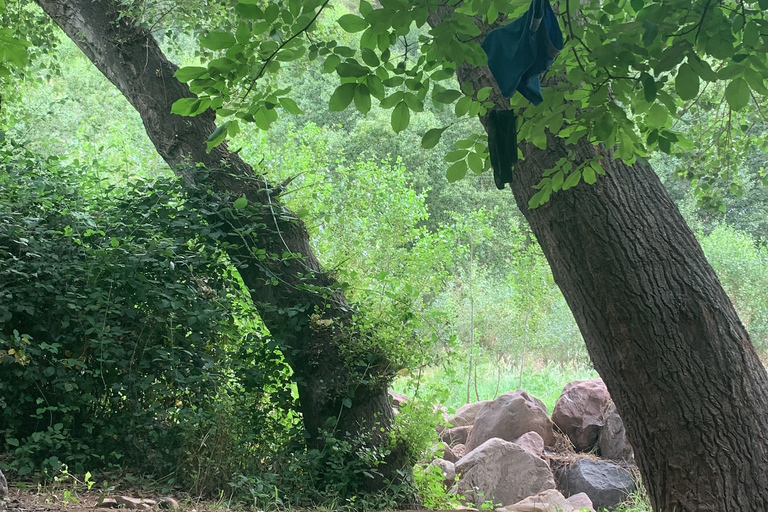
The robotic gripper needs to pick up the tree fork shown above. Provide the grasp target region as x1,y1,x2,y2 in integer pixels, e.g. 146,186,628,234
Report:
35,0,406,487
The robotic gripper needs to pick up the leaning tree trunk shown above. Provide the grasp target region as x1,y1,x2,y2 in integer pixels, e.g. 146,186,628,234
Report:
430,10,768,512
35,0,406,487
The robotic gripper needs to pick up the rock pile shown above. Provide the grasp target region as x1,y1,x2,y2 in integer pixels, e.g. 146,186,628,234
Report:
428,378,637,511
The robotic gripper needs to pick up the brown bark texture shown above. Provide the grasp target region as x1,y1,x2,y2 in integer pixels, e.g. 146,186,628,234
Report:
34,0,404,486
429,8,768,512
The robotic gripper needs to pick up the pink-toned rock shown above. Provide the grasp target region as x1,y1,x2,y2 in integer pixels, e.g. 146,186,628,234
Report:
455,438,555,507
115,497,150,509
567,492,596,511
552,379,611,452
497,489,575,512
429,458,456,487
440,425,473,446
157,497,179,509
512,431,545,458
466,390,555,451
441,442,459,463
446,400,490,427
96,498,118,508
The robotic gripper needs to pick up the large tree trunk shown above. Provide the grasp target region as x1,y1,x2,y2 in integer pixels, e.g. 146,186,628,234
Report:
432,11,768,512
35,0,405,488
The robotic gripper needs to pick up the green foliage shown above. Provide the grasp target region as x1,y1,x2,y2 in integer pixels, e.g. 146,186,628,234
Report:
0,140,296,492
230,429,410,511
413,463,461,510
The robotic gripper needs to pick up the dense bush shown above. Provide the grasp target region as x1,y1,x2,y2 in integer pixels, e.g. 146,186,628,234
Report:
0,142,296,491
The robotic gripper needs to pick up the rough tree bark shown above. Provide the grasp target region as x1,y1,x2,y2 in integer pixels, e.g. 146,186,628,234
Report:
432,12,768,512
35,0,406,487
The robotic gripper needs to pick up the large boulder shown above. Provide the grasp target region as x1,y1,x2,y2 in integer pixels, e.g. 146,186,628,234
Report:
440,425,473,446
598,402,633,461
466,390,555,451
496,489,596,512
455,438,555,508
446,400,490,427
429,458,456,488
552,379,611,452
556,459,635,510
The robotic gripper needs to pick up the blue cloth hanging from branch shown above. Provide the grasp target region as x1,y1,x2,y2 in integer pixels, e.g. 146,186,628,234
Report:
481,0,563,189
481,0,564,105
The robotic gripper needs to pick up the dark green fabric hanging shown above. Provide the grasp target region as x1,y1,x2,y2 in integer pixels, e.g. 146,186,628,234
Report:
487,110,517,190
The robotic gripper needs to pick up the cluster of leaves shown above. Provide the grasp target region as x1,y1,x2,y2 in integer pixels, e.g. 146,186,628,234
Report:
0,140,296,492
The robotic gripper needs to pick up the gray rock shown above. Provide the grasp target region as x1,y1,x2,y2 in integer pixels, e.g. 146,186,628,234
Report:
96,498,119,508
0,469,7,499
453,443,467,459
440,425,473,446
598,402,633,461
455,437,555,508
552,379,611,452
556,459,635,510
466,390,555,451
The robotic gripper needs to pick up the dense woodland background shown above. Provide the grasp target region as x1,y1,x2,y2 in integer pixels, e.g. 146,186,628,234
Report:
2,1,768,510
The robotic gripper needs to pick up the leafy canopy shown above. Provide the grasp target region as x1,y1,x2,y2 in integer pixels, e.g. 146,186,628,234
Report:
162,0,768,208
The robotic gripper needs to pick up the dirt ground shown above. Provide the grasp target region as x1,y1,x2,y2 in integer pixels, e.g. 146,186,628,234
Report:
2,489,108,512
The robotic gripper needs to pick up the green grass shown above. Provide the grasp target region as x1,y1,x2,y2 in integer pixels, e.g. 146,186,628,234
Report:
393,354,598,415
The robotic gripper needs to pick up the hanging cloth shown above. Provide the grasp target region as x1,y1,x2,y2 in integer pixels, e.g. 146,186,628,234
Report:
481,0,563,189
481,0,564,105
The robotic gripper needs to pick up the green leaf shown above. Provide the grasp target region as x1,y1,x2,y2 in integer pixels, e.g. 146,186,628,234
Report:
725,78,751,110
174,66,208,82
446,160,468,182
233,196,248,210
206,123,228,151
391,101,410,133
336,61,369,77
675,64,699,100
433,89,462,104
445,150,469,162
171,98,198,116
354,83,372,114
338,14,368,33
329,83,357,111
342,397,353,408
422,127,448,149
235,2,264,19
322,54,342,73
477,86,493,101
361,48,380,67
200,32,237,50
562,170,582,190
467,152,484,174
366,75,385,99
646,103,669,128
640,73,656,102
279,97,303,115
583,165,597,184
760,0,768,9
455,96,472,117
